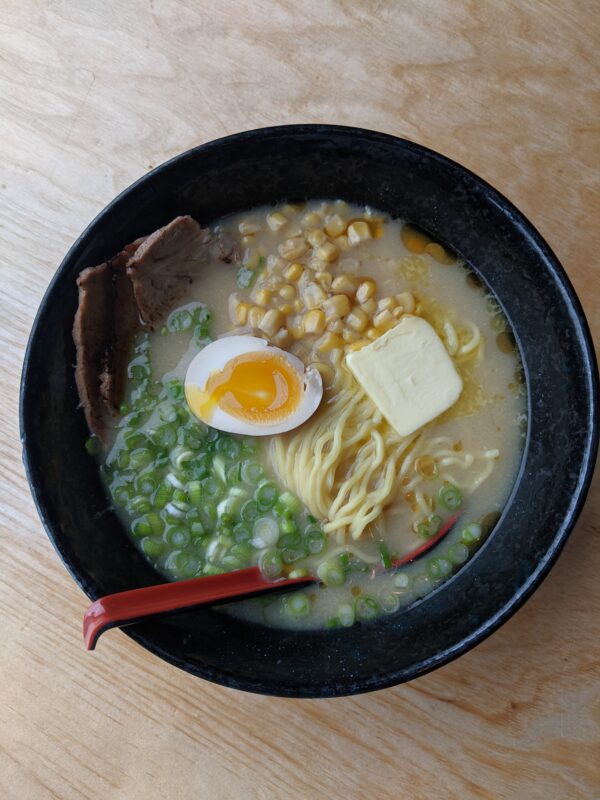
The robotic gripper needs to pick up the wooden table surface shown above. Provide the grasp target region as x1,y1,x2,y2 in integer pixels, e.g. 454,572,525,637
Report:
1,2,599,798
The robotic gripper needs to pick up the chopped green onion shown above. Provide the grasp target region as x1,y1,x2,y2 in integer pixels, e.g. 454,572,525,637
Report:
166,527,191,548
259,549,283,579
170,446,194,471
131,516,152,538
166,308,194,332
316,560,345,587
448,542,470,564
381,593,401,614
241,499,260,523
255,481,279,511
338,603,355,627
150,423,177,449
128,495,152,515
241,461,264,484
233,523,252,543
202,476,224,500
279,516,298,535
286,592,310,619
146,512,164,536
141,537,165,557
216,437,242,460
129,447,154,470
427,557,453,580
212,455,227,484
378,541,392,569
438,484,463,511
135,473,158,496
85,435,101,456
354,596,380,621
288,567,309,579
416,514,442,539
252,517,279,548
187,480,203,506
461,522,482,544
277,491,300,515
153,482,172,509
412,573,433,598
166,378,184,401
281,546,306,564
304,527,326,555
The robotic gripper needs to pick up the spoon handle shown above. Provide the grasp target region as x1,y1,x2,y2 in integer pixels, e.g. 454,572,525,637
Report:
83,567,313,650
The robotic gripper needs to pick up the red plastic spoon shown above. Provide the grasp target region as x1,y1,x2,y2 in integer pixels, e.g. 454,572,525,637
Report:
83,514,459,650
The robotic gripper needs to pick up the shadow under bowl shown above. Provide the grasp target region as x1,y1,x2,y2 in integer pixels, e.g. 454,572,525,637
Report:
20,125,599,697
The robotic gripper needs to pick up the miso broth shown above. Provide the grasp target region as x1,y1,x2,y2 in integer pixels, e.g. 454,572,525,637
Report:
99,200,526,630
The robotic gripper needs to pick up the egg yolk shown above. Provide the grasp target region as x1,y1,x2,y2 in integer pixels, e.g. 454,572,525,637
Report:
186,351,302,424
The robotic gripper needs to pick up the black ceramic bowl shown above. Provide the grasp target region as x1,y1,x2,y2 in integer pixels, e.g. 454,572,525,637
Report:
21,125,598,697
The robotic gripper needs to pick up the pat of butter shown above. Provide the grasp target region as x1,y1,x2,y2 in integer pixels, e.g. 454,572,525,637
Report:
346,315,463,436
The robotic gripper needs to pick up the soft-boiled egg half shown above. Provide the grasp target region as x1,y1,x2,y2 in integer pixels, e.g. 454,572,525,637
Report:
184,335,323,435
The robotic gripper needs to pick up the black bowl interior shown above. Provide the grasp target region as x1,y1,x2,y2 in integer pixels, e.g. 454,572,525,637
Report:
21,125,598,697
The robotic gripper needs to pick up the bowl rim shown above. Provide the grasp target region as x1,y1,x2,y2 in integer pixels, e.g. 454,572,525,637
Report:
20,123,599,697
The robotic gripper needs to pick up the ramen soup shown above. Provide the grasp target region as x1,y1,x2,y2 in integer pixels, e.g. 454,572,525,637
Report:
80,201,526,630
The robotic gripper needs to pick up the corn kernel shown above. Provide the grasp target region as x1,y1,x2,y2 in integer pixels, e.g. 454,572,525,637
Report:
293,299,304,313
302,282,328,309
303,309,326,335
342,327,360,343
279,237,308,261
345,307,369,332
327,318,343,334
366,327,379,341
279,303,294,315
235,301,251,326
334,235,349,251
290,341,309,360
316,271,333,291
302,211,321,228
331,274,358,296
324,214,347,238
288,316,304,339
345,338,370,352
377,296,397,313
393,306,404,319
361,297,377,315
248,306,265,329
323,294,351,318
259,308,285,337
255,288,272,307
266,211,288,232
316,242,339,263
315,332,344,352
273,328,291,348
239,220,261,235
285,262,304,281
347,221,372,246
307,229,327,248
243,247,260,269
356,279,376,303
374,309,395,330
401,224,430,254
396,291,415,313
278,283,297,301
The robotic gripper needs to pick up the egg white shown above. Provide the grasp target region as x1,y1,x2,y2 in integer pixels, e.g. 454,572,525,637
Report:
184,335,323,436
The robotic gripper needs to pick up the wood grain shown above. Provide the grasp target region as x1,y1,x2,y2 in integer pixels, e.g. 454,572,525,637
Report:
1,2,599,798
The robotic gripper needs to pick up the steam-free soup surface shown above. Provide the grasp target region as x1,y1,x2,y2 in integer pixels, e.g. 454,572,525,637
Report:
100,200,526,630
